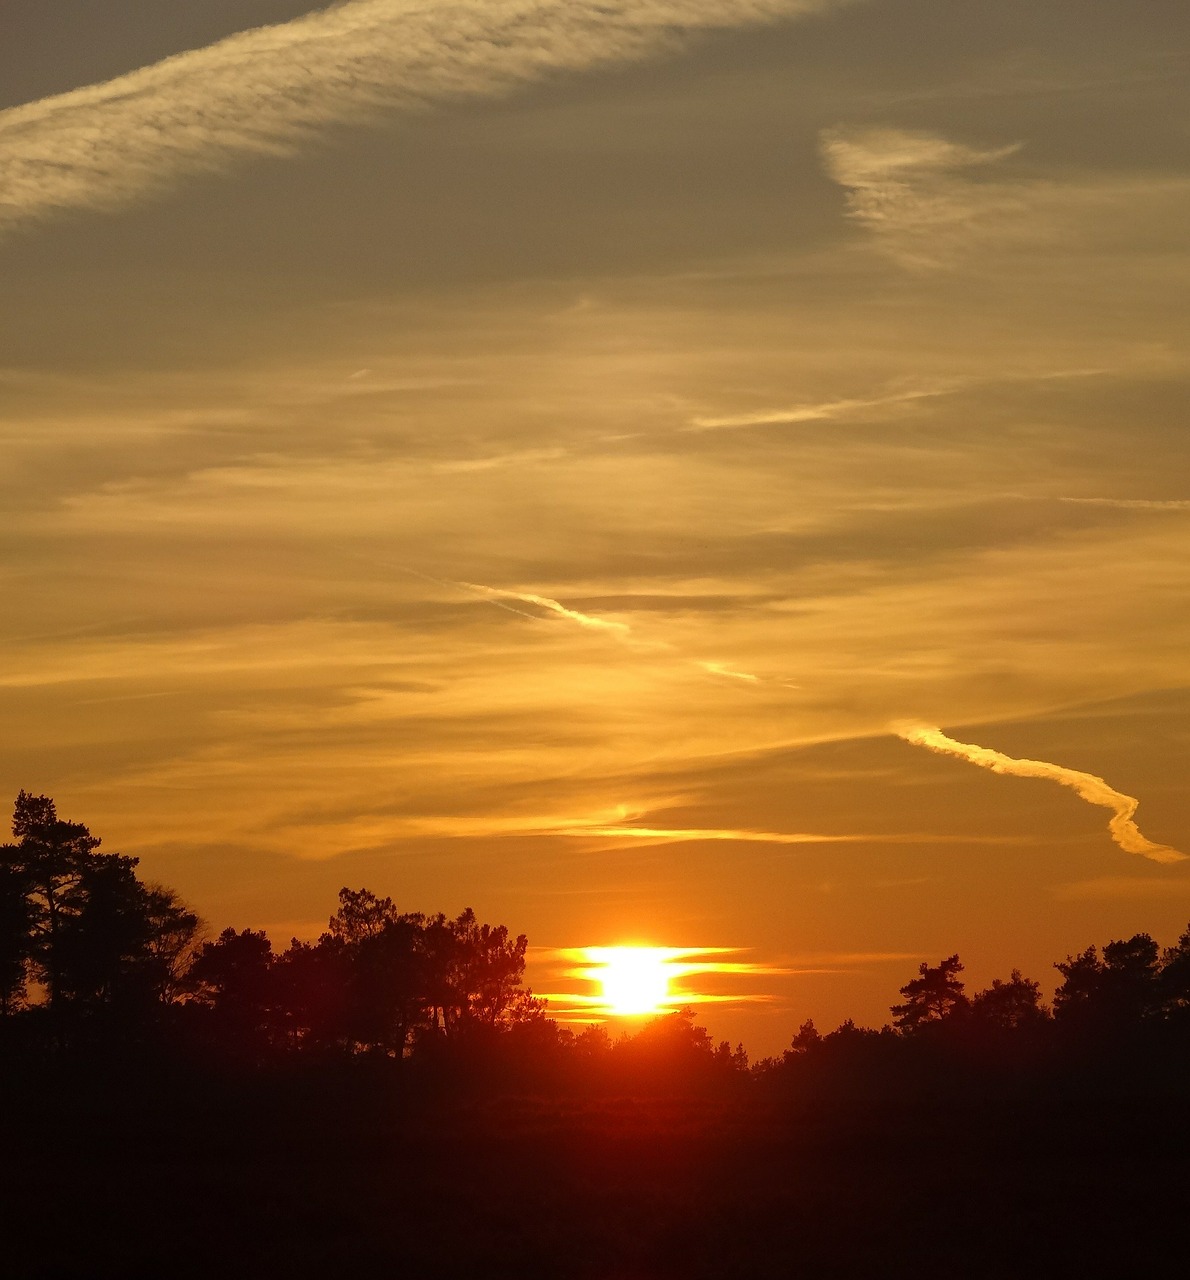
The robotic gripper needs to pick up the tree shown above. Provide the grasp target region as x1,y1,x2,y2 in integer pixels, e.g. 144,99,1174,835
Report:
785,1018,822,1059
321,888,429,1054
11,791,101,1009
420,907,533,1041
446,908,531,1031
3,794,202,1017
55,851,153,1007
1054,934,1161,1029
970,970,1049,1034
1159,922,1190,1019
141,885,203,1004
0,850,32,1015
891,955,969,1032
187,927,276,1046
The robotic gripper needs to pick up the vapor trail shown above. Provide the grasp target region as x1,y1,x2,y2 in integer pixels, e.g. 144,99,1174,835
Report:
0,0,843,238
895,722,1185,865
460,583,631,635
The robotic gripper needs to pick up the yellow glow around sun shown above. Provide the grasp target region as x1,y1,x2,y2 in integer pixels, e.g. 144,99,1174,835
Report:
539,944,777,1023
591,946,674,1016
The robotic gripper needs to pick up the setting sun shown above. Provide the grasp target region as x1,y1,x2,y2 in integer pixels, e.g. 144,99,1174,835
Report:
541,945,774,1022
590,947,675,1016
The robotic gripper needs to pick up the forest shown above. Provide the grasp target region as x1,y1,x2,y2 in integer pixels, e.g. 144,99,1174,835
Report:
3,791,1188,1279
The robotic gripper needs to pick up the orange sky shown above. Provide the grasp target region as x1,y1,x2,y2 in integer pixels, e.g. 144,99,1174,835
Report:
3,0,1189,1054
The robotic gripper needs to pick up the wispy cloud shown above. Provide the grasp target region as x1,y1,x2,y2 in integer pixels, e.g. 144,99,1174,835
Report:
1056,496,1190,511
551,824,865,844
821,124,1190,270
0,0,841,238
820,126,1023,266
699,661,761,683
895,722,1186,865
687,384,953,430
1052,875,1190,902
460,582,631,635
545,823,1015,846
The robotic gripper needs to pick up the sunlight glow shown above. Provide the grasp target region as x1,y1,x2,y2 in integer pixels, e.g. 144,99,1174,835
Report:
592,946,675,1016
537,944,784,1022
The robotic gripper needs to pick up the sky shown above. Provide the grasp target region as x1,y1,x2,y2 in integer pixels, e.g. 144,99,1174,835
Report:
3,0,1189,1054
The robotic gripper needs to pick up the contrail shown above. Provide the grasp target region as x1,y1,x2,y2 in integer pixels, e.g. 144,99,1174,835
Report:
894,722,1185,865
687,384,953,431
700,661,761,683
0,0,846,238
460,583,631,635
1056,496,1190,511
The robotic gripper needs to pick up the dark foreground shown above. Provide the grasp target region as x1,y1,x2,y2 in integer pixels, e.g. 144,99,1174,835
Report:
4,1067,1186,1280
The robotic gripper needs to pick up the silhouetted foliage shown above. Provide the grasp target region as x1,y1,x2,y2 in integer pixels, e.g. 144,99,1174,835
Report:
4,791,1190,1280
5,790,1190,1115
970,969,1049,1033
1160,923,1190,1019
891,953,968,1031
1,792,201,1029
1054,933,1162,1033
0,851,33,1015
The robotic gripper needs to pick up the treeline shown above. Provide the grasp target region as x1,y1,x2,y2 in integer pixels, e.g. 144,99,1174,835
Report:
4,791,1190,1099
0,791,543,1059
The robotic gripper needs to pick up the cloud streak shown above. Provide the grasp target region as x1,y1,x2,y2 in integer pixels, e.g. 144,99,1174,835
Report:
687,384,953,431
1056,497,1190,511
0,0,839,238
547,823,1016,846
700,661,761,683
554,825,863,844
895,722,1185,865
460,582,631,635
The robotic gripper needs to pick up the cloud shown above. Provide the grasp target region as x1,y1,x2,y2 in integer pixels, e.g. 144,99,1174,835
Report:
1052,875,1190,902
687,384,953,431
546,823,1015,846
1056,497,1190,511
0,0,841,238
460,581,631,635
700,661,761,683
895,722,1186,865
553,824,864,844
821,125,1190,270
820,126,1024,266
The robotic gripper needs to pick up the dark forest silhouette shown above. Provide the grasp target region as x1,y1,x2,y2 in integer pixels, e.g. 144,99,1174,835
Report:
4,792,1189,1279
5,791,1190,1085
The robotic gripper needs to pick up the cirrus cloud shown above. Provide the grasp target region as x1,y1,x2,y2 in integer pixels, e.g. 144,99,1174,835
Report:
0,0,846,239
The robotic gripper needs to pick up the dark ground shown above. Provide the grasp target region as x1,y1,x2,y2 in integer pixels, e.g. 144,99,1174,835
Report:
3,1071,1186,1279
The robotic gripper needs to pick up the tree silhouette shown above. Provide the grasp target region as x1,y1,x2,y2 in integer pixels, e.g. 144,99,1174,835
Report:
326,889,427,1054
891,954,968,1031
970,970,1049,1033
1,794,202,1019
420,907,534,1042
0,851,32,1015
1160,924,1190,1020
187,927,276,1048
11,790,101,1010
1054,933,1162,1030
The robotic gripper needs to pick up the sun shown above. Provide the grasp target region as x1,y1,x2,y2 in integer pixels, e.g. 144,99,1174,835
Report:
590,946,675,1016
